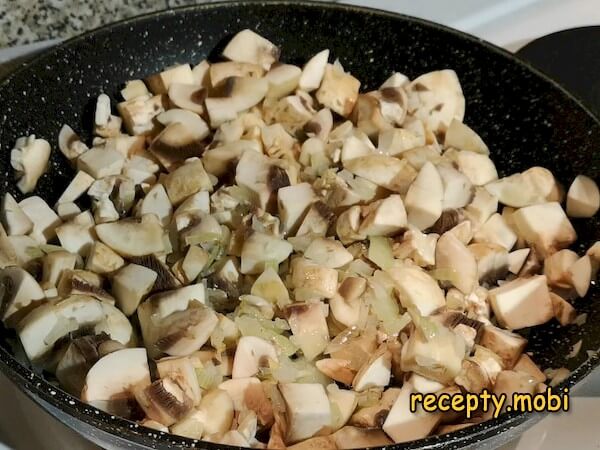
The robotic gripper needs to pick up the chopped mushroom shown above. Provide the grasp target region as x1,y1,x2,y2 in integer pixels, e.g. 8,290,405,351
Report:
222,29,279,70
512,202,576,257
82,348,151,415
6,29,600,450
316,63,360,117
1,193,33,236
10,135,51,193
382,382,441,443
279,383,332,444
566,174,600,218
404,162,443,230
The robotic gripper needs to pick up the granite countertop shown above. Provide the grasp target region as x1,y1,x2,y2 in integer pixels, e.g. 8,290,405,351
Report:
1,0,310,48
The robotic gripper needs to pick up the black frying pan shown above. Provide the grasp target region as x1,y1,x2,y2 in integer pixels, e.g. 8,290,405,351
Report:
0,2,599,449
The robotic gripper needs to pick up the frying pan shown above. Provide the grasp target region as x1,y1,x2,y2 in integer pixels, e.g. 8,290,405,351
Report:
0,2,599,449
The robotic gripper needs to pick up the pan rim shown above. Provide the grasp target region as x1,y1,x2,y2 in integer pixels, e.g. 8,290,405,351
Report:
0,1,598,449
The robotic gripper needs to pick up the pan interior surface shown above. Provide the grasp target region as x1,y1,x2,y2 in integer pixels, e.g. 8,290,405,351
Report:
0,2,599,449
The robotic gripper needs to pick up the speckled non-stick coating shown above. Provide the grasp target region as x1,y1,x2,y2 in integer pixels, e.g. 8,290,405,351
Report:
0,2,599,449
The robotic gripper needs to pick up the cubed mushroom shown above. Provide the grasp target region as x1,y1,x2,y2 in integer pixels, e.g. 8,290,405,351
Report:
164,158,213,205
316,63,360,117
55,211,95,257
117,94,166,135
444,119,488,154
279,383,332,444
265,63,302,98
404,162,443,230
512,202,576,257
156,356,202,406
287,302,329,361
291,257,338,300
464,187,498,229
382,383,441,443
435,231,478,294
19,196,62,243
236,150,289,211
315,359,356,386
299,49,329,92
146,64,194,94
508,248,530,275
41,250,78,290
568,254,593,297
85,241,125,274
95,215,164,257
240,231,293,274
479,324,526,370
232,336,278,378
222,29,279,70
1,193,33,236
469,242,508,284
57,171,95,205
489,275,553,330
388,264,446,316
544,249,578,289
473,213,517,251
205,77,269,127
0,267,46,326
58,124,89,161
566,174,600,218
352,346,392,391
277,183,317,234
550,292,577,326
81,348,151,415
513,354,545,383
167,83,206,115
437,163,474,210
344,155,417,194
485,167,562,207
358,194,407,237
112,263,158,316
304,238,352,269
10,135,51,194
377,128,425,156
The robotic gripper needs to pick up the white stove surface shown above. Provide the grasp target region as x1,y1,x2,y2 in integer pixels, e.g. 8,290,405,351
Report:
2,1,600,449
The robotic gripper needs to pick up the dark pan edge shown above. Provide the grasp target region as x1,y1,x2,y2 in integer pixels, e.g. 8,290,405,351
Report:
0,1,598,449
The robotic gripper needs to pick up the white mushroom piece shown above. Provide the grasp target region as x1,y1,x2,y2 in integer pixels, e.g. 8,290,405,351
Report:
58,124,89,161
286,302,329,361
17,295,133,361
406,70,465,135
222,29,280,70
404,162,444,230
1,193,33,236
566,174,600,218
511,202,576,257
485,167,562,207
316,62,360,117
279,383,332,444
0,267,45,326
10,135,51,194
81,348,151,415
488,275,554,330
383,383,441,443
